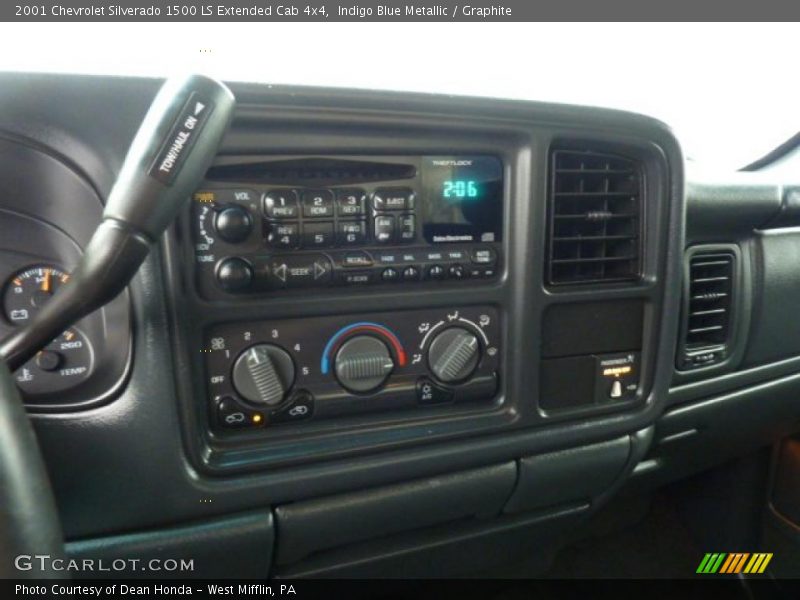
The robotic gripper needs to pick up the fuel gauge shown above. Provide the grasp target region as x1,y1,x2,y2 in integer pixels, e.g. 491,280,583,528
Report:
3,265,70,325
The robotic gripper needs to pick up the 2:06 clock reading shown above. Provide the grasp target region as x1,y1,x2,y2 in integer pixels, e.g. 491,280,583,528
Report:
443,180,479,199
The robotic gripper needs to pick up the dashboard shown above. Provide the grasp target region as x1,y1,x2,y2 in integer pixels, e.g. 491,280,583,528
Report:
1,73,799,578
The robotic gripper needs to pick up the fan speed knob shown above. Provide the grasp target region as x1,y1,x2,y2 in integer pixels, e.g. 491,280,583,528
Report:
232,344,295,406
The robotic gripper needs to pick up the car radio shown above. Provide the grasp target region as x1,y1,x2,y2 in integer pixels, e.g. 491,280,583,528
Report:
189,155,504,298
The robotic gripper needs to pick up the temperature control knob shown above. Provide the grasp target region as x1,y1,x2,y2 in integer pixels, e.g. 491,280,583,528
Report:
334,335,394,393
232,344,295,406
428,327,481,384
215,205,253,243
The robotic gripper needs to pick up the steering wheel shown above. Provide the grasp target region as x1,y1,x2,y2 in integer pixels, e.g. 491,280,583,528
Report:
0,361,63,577
0,75,235,577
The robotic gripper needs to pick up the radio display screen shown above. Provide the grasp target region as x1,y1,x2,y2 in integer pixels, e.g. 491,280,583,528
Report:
421,155,503,244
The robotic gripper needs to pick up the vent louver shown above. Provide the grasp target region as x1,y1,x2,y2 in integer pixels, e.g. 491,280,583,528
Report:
685,253,734,349
547,149,643,284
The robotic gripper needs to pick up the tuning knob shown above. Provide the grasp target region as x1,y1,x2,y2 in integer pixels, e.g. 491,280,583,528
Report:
427,327,481,383
216,257,253,292
334,335,394,393
232,344,295,406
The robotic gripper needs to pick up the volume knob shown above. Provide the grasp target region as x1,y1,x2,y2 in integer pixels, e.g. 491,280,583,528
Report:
334,335,394,393
428,327,481,383
215,205,253,243
232,344,295,406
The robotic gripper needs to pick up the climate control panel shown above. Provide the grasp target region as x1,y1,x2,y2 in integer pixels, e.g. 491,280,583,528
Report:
203,306,501,431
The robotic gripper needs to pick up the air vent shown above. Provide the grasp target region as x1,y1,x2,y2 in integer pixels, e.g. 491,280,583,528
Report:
679,251,735,369
547,149,643,285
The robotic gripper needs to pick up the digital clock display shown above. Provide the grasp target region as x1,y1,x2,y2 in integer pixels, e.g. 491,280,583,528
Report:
442,180,480,199
421,156,503,244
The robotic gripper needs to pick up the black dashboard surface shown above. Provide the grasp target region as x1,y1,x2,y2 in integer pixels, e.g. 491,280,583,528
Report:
0,73,798,577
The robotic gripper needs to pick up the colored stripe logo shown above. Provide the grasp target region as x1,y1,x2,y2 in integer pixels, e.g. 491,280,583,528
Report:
696,553,772,574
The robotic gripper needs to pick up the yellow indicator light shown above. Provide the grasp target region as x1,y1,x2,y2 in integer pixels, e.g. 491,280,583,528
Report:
252,414,263,424
194,192,215,203
603,366,632,377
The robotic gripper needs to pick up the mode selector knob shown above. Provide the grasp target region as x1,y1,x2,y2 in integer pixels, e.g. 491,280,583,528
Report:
232,344,295,407
335,335,394,393
428,327,481,384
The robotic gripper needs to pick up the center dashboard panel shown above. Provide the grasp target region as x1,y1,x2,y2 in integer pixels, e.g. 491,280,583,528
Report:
186,153,507,445
160,87,683,476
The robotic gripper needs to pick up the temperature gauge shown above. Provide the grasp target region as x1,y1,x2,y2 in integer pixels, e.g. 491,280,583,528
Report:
3,265,70,325
14,328,94,396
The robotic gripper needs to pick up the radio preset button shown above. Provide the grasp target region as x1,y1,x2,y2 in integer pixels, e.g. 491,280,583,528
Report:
264,190,299,219
267,222,300,248
374,215,395,244
337,220,367,245
372,188,414,211
336,189,366,216
302,221,335,247
302,190,335,218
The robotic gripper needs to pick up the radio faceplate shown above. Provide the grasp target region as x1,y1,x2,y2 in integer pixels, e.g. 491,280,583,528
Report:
189,155,503,299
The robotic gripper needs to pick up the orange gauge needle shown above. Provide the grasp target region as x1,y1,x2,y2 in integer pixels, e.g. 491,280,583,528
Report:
41,269,51,293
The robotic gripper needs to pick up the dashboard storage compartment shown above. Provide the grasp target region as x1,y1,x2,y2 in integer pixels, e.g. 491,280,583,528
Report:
504,437,631,514
540,300,644,410
66,511,274,580
274,462,516,565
